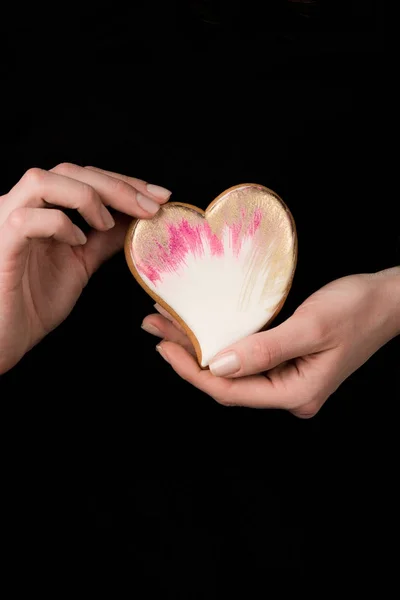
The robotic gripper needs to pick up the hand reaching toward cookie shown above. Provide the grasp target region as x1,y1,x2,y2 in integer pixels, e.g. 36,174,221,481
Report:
142,268,400,418
0,164,171,375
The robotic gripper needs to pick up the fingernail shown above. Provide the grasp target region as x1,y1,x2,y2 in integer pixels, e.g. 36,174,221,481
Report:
156,344,170,364
154,303,173,320
100,204,115,229
73,225,87,245
209,351,241,377
146,183,172,200
141,322,162,337
137,192,160,215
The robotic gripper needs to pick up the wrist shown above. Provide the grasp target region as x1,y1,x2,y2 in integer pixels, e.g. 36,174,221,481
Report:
371,267,400,339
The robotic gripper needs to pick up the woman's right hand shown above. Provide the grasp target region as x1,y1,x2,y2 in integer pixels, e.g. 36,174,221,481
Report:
0,163,171,375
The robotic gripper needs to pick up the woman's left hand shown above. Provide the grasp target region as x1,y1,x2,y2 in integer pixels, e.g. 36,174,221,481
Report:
141,269,400,418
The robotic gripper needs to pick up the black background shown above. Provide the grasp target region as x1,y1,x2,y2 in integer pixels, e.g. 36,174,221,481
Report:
0,1,396,591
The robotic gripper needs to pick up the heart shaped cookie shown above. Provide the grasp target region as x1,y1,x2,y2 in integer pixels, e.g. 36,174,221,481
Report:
125,184,297,367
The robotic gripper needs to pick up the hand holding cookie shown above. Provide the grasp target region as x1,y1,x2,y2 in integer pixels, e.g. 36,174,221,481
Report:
0,164,171,375
143,269,400,418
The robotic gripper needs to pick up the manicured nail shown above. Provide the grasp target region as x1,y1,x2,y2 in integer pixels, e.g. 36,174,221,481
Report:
73,225,87,245
154,303,172,319
154,302,185,333
141,322,162,337
146,183,172,200
156,344,170,364
137,192,160,215
100,204,115,229
209,351,241,377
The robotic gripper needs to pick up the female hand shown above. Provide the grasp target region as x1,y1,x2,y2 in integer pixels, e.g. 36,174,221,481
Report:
0,163,171,374
142,268,400,418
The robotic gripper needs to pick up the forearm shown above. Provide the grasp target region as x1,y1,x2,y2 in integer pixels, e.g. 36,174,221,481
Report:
388,267,400,337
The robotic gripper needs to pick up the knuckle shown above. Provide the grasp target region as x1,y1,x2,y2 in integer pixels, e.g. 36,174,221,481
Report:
52,209,69,229
289,386,327,419
79,182,98,206
7,207,28,230
22,167,46,187
214,395,235,407
213,394,230,407
291,400,321,419
52,162,77,177
211,380,237,407
251,337,282,370
308,318,329,346
294,307,330,347
109,177,131,196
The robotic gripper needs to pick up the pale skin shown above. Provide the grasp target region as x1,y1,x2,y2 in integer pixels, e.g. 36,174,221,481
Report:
1,165,399,418
0,163,171,375
143,267,400,418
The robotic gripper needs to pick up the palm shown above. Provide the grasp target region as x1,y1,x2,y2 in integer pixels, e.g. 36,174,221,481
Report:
1,215,128,364
0,163,170,376
0,239,86,364
24,239,89,334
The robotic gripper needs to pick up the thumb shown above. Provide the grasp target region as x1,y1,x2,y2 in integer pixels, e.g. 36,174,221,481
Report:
208,313,321,378
81,212,131,277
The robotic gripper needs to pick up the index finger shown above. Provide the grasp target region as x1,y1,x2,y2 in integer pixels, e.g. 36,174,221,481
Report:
84,166,171,202
50,163,171,218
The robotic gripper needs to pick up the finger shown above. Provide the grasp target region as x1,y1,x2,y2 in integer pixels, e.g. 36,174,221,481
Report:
84,166,171,203
155,341,297,409
79,212,131,277
52,163,171,217
0,207,86,269
142,314,195,354
154,303,187,334
208,313,326,378
5,168,115,231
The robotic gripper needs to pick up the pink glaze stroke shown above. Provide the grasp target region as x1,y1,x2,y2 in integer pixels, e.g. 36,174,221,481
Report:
134,208,263,284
